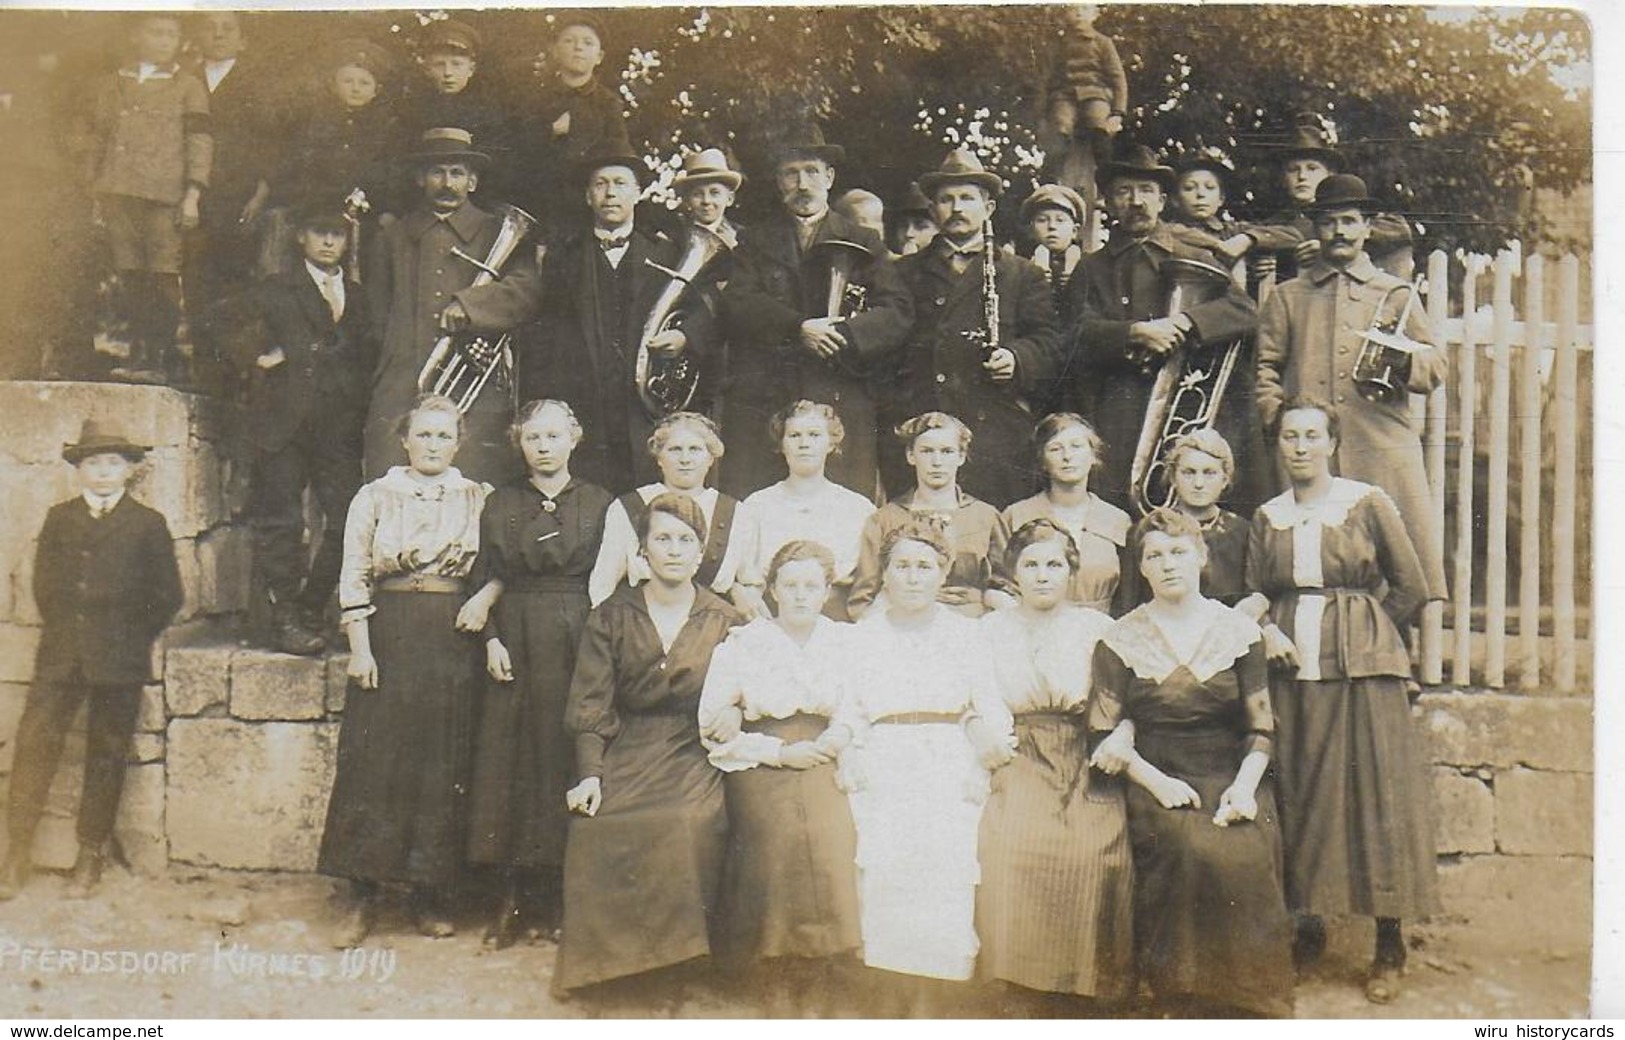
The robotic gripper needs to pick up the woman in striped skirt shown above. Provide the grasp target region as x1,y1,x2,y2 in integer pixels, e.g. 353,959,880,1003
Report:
976,519,1134,1012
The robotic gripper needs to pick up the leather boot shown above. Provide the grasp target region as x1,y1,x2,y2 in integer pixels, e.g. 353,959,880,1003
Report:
64,847,104,900
0,853,30,901
270,602,325,657
329,882,379,949
482,879,522,951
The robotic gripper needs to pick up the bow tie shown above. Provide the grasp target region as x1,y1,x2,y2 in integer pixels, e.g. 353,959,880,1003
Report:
597,234,631,252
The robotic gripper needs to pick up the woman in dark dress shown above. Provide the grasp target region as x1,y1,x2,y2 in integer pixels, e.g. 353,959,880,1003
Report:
323,394,491,946
1089,508,1294,1018
698,540,862,1015
1242,397,1440,1004
459,400,612,948
976,519,1134,1012
1119,429,1251,609
555,493,743,997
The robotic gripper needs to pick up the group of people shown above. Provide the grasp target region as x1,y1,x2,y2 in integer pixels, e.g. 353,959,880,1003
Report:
7,5,1455,1019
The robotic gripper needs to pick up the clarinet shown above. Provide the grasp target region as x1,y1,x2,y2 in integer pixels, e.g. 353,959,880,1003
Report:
975,218,1001,362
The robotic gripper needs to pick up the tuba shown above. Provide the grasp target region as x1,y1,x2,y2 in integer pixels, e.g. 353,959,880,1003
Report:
417,204,539,414
807,237,874,375
635,224,732,419
1127,257,1245,516
1352,281,1424,403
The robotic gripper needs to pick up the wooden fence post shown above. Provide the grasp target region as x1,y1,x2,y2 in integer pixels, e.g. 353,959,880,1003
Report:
1422,250,1449,684
1485,249,1516,687
1452,255,1483,686
1519,255,1544,686
1553,254,1580,692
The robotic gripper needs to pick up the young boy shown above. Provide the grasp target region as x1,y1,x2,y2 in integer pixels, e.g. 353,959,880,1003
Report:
1020,182,1087,321
275,38,400,220
527,14,627,234
89,12,213,386
1043,4,1127,171
0,421,182,901
1168,154,1300,288
238,202,370,655
888,180,938,258
400,19,512,199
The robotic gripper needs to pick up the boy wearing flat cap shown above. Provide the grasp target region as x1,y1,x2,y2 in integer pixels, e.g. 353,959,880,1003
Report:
401,18,514,202
273,37,401,221
0,422,182,901
525,14,628,238
1021,182,1088,323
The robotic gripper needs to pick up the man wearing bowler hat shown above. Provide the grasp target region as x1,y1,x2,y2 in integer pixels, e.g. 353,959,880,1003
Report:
893,149,1062,506
720,122,912,499
1061,143,1260,515
364,127,539,484
1256,172,1448,602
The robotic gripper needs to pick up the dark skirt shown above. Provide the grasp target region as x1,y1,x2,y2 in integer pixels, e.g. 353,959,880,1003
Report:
976,713,1135,999
467,586,591,870
717,714,862,965
318,590,478,887
1128,724,1294,1018
1272,674,1442,919
554,708,728,994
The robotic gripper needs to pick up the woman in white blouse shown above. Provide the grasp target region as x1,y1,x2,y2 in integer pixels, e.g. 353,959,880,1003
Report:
699,540,862,1014
321,394,492,947
731,401,875,622
841,519,1015,1014
999,413,1131,614
588,412,745,607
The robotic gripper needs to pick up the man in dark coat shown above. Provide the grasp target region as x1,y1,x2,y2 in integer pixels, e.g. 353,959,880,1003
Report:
233,202,370,654
0,422,182,901
365,127,539,485
463,143,716,494
1062,144,1260,515
720,123,913,499
893,150,1062,507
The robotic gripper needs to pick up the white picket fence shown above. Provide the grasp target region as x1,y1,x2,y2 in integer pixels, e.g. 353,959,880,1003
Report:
1415,245,1592,692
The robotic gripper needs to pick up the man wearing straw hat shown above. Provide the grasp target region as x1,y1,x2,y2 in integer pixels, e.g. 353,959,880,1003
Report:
1255,172,1448,601
364,126,538,485
720,122,912,499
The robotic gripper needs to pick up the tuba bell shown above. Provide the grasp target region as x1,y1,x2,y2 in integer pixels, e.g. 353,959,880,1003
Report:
1352,281,1424,403
635,224,732,419
1127,257,1245,516
806,237,874,376
417,204,539,413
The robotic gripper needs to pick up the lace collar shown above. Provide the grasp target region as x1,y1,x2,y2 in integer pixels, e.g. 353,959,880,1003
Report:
1258,477,1374,531
379,465,473,501
1102,600,1260,683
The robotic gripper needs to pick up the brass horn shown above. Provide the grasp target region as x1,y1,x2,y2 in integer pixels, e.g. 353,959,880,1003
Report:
635,224,732,419
1353,281,1424,403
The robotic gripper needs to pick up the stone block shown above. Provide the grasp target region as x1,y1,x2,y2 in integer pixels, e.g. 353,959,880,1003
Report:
1420,692,1592,773
1438,855,1591,952
1495,769,1594,856
0,682,30,773
137,683,166,734
166,718,339,871
196,525,253,616
0,623,41,684
1432,767,1495,855
230,651,327,721
325,654,350,715
173,536,201,622
130,733,165,763
114,763,167,875
164,642,233,717
0,382,192,464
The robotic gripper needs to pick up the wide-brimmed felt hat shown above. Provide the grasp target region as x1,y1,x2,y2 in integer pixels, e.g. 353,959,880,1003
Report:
405,127,490,169
673,148,743,192
1021,183,1087,224
63,419,149,465
918,149,1003,199
419,17,480,55
326,37,395,79
1305,173,1381,215
895,181,934,217
1278,116,1345,171
1097,143,1176,193
767,121,845,166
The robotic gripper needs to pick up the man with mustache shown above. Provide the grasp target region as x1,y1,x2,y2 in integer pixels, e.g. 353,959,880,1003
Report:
720,123,913,499
1062,144,1259,514
362,127,538,484
890,149,1061,506
1255,173,1448,602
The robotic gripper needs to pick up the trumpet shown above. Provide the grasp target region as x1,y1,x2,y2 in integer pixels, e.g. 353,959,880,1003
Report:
416,204,538,413
636,224,732,419
807,237,874,375
1128,257,1244,516
1352,281,1424,403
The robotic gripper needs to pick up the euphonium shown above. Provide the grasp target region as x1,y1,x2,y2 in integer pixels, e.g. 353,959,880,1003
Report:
416,203,539,413
1127,257,1244,516
1352,281,1424,403
807,237,874,375
635,223,732,419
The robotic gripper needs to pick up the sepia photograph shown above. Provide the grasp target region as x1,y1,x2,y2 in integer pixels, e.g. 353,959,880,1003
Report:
0,1,1601,1022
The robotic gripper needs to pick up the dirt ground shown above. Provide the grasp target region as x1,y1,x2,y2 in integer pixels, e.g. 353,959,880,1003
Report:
0,865,1592,1019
